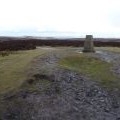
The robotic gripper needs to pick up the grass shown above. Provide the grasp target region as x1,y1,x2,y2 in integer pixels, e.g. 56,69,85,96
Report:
59,53,119,89
0,48,49,94
97,47,120,53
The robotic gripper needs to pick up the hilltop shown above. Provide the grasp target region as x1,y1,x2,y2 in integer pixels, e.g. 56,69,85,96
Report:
0,47,120,120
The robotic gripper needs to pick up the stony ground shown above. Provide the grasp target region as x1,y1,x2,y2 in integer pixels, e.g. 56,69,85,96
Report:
0,47,120,120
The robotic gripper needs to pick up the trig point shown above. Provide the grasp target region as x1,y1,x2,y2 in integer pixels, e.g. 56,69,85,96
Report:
83,35,95,52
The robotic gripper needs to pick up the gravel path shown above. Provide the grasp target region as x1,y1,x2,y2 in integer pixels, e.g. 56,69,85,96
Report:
1,48,120,120
94,50,120,77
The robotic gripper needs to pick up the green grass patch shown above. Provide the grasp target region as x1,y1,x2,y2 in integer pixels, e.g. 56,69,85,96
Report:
59,54,119,89
0,48,49,94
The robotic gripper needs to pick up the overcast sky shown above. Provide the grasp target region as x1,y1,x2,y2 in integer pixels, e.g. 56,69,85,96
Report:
0,0,120,37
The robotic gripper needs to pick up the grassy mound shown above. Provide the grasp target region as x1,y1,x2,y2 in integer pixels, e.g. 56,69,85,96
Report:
59,54,119,89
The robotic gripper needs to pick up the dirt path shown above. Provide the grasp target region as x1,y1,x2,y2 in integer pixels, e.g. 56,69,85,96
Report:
1,48,120,120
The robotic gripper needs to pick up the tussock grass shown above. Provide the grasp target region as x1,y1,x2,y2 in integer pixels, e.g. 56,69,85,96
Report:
59,54,119,89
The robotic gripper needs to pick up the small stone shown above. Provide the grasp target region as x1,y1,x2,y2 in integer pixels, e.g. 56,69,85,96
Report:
104,108,110,112
116,118,120,120
100,99,105,102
